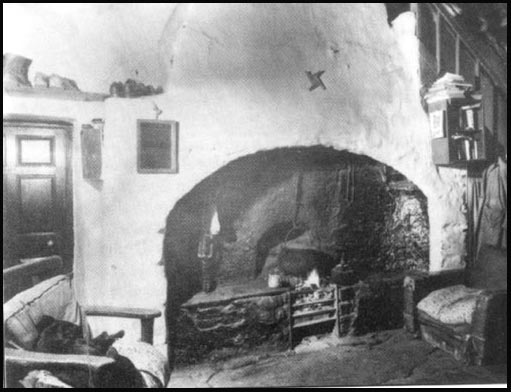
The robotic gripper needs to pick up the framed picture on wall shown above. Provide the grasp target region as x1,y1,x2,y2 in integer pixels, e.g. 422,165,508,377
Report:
81,124,102,179
137,119,179,174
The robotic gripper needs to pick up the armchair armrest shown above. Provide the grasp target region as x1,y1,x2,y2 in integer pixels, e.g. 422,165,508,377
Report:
403,269,465,333
5,347,114,371
404,269,465,295
5,348,145,388
83,306,161,319
83,306,161,344
3,256,65,301
470,289,507,365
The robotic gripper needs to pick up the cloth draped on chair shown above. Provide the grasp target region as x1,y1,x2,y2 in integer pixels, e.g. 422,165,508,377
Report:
4,275,169,388
467,157,507,270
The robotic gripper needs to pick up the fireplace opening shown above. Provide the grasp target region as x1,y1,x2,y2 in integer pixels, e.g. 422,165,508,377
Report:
163,146,429,364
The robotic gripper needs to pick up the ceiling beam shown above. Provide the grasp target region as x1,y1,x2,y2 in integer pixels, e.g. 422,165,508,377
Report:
431,3,507,94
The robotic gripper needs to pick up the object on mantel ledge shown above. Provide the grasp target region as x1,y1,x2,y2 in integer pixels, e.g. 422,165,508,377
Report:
3,53,108,101
4,85,109,102
110,79,163,98
32,72,81,91
3,53,32,88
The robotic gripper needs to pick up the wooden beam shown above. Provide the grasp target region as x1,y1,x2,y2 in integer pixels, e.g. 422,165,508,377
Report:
434,11,441,74
431,3,507,93
455,34,461,74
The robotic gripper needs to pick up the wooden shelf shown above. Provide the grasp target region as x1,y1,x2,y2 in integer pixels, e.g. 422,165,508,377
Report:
338,284,358,291
4,86,109,102
435,159,488,168
293,316,337,329
428,97,488,166
292,298,334,308
292,307,336,318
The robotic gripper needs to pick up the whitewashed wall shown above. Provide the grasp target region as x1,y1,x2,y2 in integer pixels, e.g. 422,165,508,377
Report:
3,4,468,345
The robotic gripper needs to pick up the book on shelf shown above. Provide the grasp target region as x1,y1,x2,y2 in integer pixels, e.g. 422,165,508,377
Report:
454,138,470,161
473,140,479,160
425,92,468,103
425,90,468,99
465,109,475,129
433,72,466,85
427,83,472,93
425,73,481,105
461,103,481,131
464,139,471,161
461,103,482,110
452,134,480,161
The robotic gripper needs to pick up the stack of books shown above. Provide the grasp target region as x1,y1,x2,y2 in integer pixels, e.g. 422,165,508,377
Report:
425,73,480,103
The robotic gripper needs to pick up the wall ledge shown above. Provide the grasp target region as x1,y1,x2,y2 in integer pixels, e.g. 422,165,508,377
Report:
4,86,108,102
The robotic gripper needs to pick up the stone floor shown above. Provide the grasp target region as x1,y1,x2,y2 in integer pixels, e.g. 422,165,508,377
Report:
166,329,507,388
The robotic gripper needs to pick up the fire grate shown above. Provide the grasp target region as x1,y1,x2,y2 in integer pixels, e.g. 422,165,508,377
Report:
288,284,338,348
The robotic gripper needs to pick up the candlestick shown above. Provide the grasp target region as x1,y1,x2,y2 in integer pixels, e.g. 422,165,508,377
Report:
198,234,214,259
198,233,218,293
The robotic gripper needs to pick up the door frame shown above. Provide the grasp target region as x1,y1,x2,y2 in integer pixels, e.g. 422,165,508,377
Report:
3,114,74,272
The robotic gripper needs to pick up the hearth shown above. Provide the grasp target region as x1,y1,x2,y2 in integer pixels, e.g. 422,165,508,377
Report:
176,266,407,364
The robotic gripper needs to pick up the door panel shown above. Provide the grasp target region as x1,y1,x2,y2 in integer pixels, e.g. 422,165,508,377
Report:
19,176,56,232
3,121,73,271
18,137,55,165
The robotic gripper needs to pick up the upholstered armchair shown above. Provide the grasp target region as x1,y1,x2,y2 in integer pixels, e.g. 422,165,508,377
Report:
403,245,507,365
3,256,168,388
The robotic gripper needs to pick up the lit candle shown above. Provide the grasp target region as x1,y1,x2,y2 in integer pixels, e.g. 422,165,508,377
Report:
197,209,221,258
198,208,221,292
210,209,221,236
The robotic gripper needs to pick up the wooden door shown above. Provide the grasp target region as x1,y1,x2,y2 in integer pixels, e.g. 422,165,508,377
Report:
3,120,73,272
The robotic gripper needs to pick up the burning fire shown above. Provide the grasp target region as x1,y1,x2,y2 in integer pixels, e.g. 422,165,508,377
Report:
210,209,221,235
304,268,320,288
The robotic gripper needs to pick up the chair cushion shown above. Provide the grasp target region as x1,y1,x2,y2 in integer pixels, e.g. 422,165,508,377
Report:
417,285,483,325
4,275,82,350
112,340,170,388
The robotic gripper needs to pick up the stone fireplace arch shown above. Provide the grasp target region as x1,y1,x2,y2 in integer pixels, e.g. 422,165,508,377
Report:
162,145,439,365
